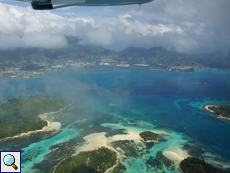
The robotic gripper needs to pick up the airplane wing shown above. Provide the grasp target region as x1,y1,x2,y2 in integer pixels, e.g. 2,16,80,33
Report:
12,0,153,10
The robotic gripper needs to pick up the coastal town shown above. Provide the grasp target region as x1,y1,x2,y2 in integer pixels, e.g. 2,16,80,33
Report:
1,43,227,78
0,59,201,80
0,71,44,79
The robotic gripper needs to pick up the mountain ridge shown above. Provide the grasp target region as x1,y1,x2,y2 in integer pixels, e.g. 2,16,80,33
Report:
0,43,230,71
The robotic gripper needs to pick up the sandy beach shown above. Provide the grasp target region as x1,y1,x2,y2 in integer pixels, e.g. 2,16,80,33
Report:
0,119,60,142
139,134,159,143
107,130,142,144
53,122,192,173
163,148,189,168
204,104,230,120
53,132,121,173
204,105,215,113
101,122,165,145
218,115,230,120
0,105,70,142
79,132,108,151
54,125,154,173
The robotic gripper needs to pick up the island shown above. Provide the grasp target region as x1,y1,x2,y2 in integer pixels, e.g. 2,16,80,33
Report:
179,157,227,173
139,131,159,142
0,95,69,140
205,104,230,120
54,146,118,173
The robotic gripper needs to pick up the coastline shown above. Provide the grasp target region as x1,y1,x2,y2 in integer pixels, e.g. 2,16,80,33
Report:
204,105,215,113
140,138,158,143
52,132,121,173
52,125,187,173
105,146,120,173
0,118,55,142
219,115,230,120
0,104,70,142
49,121,229,173
204,104,230,120
163,149,189,168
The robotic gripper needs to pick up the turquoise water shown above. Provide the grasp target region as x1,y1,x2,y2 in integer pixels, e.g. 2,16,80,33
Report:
21,121,80,172
0,66,230,172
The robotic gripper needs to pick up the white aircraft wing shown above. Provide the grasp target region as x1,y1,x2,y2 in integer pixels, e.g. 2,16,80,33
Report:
12,0,153,10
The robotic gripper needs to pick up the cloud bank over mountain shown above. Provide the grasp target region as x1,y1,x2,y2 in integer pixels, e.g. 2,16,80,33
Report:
0,0,229,52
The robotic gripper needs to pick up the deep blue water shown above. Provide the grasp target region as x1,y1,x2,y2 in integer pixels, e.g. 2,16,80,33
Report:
1,66,230,164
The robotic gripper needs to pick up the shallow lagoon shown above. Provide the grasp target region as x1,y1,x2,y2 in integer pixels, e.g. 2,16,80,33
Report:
0,66,230,172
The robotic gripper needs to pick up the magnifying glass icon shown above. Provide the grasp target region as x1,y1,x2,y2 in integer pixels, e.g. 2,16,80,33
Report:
3,154,18,170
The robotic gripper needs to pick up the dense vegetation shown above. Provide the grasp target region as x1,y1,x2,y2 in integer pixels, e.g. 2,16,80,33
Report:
209,105,230,118
180,157,226,173
140,131,159,142
0,95,68,139
54,147,117,173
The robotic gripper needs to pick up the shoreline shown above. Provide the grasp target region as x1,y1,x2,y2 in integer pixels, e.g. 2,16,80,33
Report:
52,145,121,173
219,115,230,120
0,104,70,142
139,133,159,143
52,128,168,173
52,132,121,173
204,104,230,120
105,145,120,173
204,104,215,113
50,122,228,173
140,138,158,143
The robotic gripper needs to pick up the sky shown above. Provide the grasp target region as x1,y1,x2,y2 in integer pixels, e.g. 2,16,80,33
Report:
0,0,229,53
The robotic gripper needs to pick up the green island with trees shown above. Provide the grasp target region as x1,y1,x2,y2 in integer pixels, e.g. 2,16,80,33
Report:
0,95,69,139
139,131,159,142
208,105,230,119
179,157,228,173
54,146,118,173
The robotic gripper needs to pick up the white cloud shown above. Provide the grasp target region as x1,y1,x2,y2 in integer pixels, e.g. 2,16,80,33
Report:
83,29,112,46
0,33,67,49
0,3,70,49
0,0,229,52
117,14,184,37
129,0,230,52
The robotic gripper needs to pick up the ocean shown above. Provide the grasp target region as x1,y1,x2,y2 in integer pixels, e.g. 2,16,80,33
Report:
0,65,230,172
